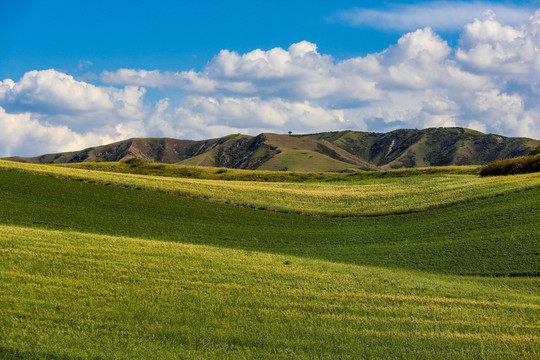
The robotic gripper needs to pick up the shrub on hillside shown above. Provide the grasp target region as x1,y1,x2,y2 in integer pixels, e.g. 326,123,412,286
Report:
124,157,146,167
480,153,540,176
529,145,540,156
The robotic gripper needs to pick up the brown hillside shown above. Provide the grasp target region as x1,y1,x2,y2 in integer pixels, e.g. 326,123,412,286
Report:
4,127,539,172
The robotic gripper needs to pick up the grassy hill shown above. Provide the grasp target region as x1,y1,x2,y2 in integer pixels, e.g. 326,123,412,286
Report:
0,160,539,358
2,225,539,359
301,127,540,169
5,127,539,172
3,160,539,217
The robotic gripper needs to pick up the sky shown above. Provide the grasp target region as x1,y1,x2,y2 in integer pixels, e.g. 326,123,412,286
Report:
2,0,540,157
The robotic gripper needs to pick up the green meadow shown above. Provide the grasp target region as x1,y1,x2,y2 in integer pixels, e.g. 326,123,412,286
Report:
0,160,539,359
2,160,540,216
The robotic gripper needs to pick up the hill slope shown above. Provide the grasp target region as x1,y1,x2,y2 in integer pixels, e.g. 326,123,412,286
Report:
4,127,539,171
0,162,539,358
302,127,540,169
1,160,539,275
2,224,539,359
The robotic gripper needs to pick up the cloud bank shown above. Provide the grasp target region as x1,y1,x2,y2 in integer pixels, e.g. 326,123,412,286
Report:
2,7,540,157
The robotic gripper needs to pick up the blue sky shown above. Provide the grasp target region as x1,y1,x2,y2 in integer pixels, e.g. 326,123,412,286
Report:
1,0,540,156
0,1,427,77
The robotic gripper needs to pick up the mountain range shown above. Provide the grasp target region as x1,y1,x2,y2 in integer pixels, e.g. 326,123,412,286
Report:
6,127,540,172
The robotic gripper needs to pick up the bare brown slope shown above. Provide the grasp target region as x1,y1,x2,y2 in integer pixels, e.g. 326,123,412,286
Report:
5,135,244,164
178,134,279,169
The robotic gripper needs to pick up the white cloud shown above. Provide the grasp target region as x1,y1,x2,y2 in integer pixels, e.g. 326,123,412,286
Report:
146,95,349,140
471,90,529,135
0,106,125,157
333,2,532,32
0,69,146,123
0,70,148,156
457,9,540,80
102,41,379,104
0,69,114,113
382,27,451,64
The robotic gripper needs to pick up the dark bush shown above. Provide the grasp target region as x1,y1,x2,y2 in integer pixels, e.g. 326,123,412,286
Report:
124,157,146,167
529,146,540,156
480,153,540,176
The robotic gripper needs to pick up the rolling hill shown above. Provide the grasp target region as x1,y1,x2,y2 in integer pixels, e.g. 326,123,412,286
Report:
0,160,539,358
5,127,540,171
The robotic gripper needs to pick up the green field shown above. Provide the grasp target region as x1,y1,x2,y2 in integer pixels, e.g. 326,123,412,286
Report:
2,160,539,216
0,161,539,359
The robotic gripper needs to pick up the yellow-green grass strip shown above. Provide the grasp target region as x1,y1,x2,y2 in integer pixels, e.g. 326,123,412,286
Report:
1,159,539,216
1,224,539,359
61,160,481,181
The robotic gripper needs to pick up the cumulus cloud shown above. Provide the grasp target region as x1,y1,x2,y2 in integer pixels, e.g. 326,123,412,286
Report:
0,106,126,157
103,41,379,104
0,69,146,124
3,7,540,157
332,1,532,32
0,70,113,114
457,10,540,79
146,96,349,140
0,70,147,156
